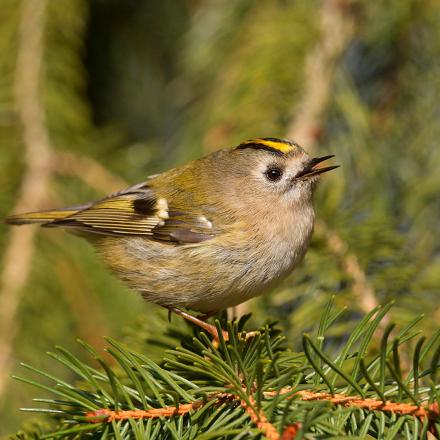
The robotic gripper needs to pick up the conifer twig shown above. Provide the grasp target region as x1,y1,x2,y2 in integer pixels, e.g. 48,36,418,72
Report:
0,0,51,404
240,394,280,440
271,389,439,420
86,391,290,439
87,392,282,440
86,388,439,437
86,401,206,422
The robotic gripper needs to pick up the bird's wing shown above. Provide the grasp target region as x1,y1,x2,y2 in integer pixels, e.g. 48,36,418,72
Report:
46,183,216,244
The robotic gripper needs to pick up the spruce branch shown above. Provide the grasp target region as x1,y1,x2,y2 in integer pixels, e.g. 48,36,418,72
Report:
12,303,440,439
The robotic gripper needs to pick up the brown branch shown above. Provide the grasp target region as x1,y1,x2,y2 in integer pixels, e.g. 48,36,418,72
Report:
86,392,284,439
86,391,280,440
270,389,439,420
240,394,280,440
0,0,52,404
86,388,439,438
86,401,205,423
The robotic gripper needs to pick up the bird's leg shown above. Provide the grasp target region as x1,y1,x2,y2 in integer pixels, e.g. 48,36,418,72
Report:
167,307,229,342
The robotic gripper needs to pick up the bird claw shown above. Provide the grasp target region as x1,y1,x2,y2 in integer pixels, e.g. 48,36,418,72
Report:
166,307,258,347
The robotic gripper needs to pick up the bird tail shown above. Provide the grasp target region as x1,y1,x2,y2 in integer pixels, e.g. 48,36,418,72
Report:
5,207,81,226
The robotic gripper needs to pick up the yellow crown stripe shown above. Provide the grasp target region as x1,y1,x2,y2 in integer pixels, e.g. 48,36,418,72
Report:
252,139,295,154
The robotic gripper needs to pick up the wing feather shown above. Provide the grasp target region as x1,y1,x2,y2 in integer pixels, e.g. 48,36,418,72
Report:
46,184,216,243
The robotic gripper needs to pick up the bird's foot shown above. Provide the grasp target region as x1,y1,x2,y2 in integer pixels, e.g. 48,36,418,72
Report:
167,307,260,346
168,307,229,343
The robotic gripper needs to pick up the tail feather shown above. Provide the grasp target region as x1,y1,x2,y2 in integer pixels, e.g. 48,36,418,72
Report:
5,208,80,225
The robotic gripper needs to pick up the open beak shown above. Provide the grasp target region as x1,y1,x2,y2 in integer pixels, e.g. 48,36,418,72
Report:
295,155,339,179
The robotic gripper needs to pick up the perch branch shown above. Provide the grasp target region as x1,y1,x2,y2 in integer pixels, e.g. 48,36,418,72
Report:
86,388,439,438
240,394,281,440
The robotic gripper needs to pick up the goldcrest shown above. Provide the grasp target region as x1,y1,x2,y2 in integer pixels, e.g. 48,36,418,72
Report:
6,138,338,314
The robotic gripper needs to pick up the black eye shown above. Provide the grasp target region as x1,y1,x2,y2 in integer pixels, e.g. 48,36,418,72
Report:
265,167,283,182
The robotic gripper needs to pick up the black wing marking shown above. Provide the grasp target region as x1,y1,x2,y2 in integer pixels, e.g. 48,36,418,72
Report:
47,183,216,243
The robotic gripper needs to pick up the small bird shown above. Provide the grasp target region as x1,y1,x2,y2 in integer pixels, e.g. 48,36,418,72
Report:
6,138,338,337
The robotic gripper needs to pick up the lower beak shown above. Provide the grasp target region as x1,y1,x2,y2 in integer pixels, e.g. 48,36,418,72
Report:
295,155,339,179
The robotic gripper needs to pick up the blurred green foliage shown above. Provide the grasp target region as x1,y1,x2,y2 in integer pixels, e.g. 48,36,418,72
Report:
1,0,440,435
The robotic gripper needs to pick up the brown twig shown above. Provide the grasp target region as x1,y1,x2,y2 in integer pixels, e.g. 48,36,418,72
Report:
86,388,439,438
0,0,51,404
86,401,205,423
87,392,284,439
269,389,439,420
240,394,280,440
87,391,280,440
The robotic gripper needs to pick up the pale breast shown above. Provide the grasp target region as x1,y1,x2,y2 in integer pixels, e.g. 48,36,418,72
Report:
95,203,314,313
184,203,315,311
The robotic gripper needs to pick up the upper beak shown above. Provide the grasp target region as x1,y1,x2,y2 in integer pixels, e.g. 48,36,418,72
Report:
295,155,339,179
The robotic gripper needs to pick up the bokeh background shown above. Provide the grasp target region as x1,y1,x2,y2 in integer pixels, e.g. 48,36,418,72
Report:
1,0,440,435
